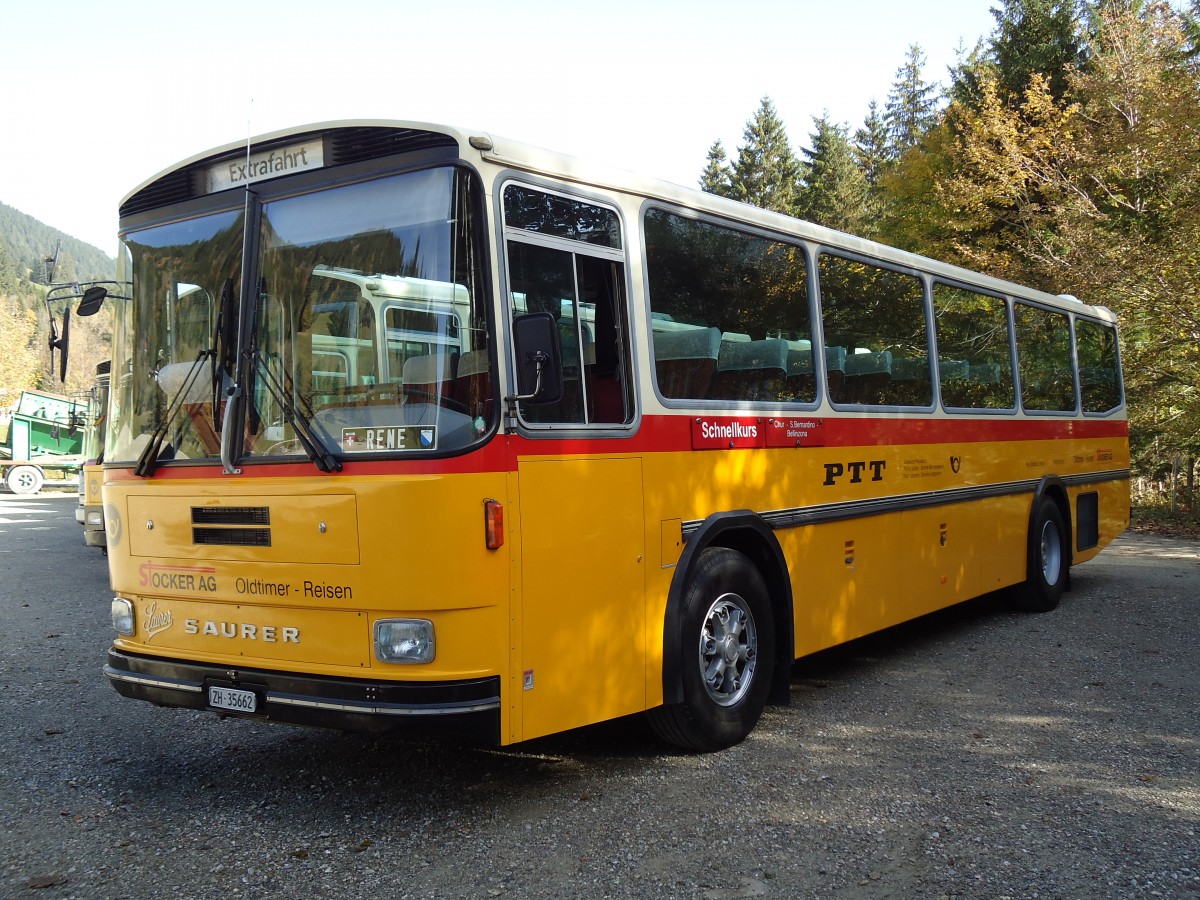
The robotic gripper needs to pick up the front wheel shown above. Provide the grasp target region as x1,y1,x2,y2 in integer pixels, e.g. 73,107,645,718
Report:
1011,497,1068,612
5,465,45,495
648,547,775,751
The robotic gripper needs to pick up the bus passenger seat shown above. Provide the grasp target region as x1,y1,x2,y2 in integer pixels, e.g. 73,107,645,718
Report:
939,359,970,381
968,362,1001,383
710,337,789,402
581,339,625,423
889,357,932,405
842,350,893,404
455,350,492,420
824,346,847,403
156,361,223,454
785,340,815,401
402,352,459,406
652,327,722,399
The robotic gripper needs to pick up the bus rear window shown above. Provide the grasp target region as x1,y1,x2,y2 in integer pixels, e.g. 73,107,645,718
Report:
1076,318,1122,414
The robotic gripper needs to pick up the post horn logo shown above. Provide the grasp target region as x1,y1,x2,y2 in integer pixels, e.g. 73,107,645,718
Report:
104,502,123,545
950,456,962,474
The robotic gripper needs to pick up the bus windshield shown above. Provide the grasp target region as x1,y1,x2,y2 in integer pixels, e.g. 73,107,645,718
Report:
107,165,493,466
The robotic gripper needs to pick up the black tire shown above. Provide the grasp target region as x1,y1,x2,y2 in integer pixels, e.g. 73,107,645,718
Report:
1011,497,1068,612
648,547,775,751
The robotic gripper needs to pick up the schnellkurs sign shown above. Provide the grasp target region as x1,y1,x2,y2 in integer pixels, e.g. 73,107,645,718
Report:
690,417,825,450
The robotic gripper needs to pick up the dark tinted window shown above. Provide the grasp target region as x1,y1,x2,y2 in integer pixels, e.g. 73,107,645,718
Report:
1076,318,1122,413
1014,303,1076,411
932,283,1015,410
818,253,931,407
643,209,814,404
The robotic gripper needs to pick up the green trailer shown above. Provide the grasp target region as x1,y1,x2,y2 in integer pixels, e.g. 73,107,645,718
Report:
1,390,89,495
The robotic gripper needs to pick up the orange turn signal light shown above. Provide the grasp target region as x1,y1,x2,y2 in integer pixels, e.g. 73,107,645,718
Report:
484,499,504,550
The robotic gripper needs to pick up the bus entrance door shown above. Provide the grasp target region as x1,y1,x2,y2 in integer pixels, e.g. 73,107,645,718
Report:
515,457,645,741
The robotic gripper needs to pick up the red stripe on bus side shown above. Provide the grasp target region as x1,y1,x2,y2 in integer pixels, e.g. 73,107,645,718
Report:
496,414,1129,457
103,414,1127,482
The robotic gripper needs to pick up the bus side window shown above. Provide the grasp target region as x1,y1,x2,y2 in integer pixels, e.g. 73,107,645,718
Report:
1014,303,1077,412
818,252,931,408
933,283,1015,410
643,208,814,405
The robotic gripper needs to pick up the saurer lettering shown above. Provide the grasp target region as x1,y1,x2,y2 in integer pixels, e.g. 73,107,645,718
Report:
184,619,300,643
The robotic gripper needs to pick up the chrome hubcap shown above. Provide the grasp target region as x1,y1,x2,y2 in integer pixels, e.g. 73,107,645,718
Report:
699,593,758,707
1040,520,1062,585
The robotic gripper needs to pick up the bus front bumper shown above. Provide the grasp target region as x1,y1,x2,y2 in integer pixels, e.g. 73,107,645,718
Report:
104,648,501,741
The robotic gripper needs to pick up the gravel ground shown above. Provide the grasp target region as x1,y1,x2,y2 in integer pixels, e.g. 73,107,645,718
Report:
1,495,1197,899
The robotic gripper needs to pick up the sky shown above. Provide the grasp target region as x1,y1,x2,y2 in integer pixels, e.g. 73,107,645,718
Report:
1,0,1000,255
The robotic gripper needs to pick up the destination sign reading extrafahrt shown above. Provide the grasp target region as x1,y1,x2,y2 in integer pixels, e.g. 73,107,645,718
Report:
205,140,324,193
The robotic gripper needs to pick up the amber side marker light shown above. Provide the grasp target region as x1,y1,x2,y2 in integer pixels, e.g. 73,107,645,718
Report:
484,499,504,550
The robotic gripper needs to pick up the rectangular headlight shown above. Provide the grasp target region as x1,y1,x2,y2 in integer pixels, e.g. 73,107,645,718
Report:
374,619,434,664
86,510,104,526
111,598,135,636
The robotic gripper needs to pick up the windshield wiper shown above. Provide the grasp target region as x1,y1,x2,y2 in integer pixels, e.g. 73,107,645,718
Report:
250,347,341,473
212,277,236,430
135,349,213,477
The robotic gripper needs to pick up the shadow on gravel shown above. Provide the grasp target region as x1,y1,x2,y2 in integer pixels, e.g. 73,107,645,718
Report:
788,588,1017,686
102,589,1030,821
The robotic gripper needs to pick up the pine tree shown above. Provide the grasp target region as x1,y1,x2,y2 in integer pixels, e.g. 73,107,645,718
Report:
990,0,1084,102
728,97,805,214
854,100,893,180
947,37,993,109
0,240,19,293
884,44,942,158
1183,0,1200,58
951,0,1084,110
797,114,872,236
699,140,734,198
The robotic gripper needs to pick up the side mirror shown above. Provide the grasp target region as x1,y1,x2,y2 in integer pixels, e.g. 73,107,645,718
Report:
49,307,71,382
78,285,108,317
511,312,563,405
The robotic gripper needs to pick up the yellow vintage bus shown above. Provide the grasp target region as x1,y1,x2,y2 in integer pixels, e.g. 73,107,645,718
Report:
96,121,1128,750
77,360,111,549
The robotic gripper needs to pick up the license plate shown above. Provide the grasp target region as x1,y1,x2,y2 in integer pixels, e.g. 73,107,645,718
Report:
208,685,258,713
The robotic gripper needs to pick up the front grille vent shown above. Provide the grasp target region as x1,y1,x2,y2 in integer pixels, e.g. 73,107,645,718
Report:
326,127,457,166
193,527,272,547
192,506,270,526
120,168,198,217
191,506,271,547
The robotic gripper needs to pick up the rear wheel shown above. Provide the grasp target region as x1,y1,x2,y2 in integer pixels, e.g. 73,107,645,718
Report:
648,547,775,751
1011,497,1067,612
5,465,44,496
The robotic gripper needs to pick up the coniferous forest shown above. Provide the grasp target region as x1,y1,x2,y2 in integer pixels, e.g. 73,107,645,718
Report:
0,1,1195,517
702,0,1198,517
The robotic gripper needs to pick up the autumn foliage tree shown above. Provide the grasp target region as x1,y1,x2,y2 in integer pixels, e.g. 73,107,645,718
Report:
703,0,1199,494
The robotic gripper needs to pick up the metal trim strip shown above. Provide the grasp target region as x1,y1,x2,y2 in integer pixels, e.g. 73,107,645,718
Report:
682,469,1130,538
102,666,203,693
266,693,501,717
